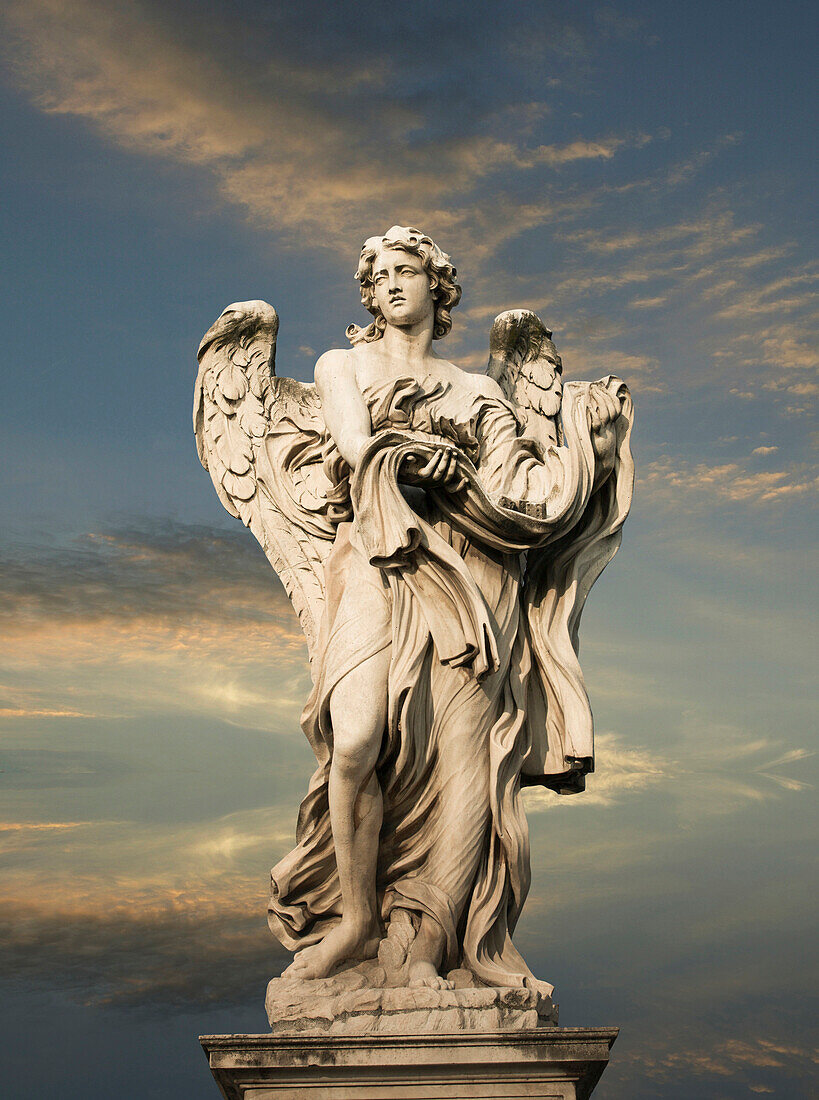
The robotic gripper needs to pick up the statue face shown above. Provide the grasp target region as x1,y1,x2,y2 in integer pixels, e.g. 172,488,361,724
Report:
371,248,435,329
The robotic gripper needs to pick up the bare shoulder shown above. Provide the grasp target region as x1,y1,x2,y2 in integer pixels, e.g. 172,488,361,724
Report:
433,354,505,400
314,347,353,386
465,368,505,401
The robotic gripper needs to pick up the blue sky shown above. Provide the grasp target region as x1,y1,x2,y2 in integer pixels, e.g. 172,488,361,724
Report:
0,1,816,1096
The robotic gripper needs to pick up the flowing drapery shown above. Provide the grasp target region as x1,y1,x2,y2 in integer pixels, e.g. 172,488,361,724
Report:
269,376,633,991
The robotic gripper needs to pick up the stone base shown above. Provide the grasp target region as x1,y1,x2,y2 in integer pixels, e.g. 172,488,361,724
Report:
200,1028,618,1099
265,957,557,1035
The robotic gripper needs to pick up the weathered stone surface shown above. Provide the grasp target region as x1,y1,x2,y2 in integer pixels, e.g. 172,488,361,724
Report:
195,226,635,1003
201,1028,618,1099
266,954,556,1035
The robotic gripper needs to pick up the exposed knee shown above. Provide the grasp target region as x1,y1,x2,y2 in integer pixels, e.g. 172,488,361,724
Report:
332,725,380,779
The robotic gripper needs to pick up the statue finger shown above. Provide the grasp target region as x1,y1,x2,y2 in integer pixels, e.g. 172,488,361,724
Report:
415,453,440,480
435,451,455,483
435,447,452,472
426,449,450,481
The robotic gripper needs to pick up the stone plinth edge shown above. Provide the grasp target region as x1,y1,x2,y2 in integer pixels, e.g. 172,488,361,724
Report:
200,1026,619,1099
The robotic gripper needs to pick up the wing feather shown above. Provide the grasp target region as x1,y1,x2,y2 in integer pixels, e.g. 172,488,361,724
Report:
194,300,348,664
487,309,564,448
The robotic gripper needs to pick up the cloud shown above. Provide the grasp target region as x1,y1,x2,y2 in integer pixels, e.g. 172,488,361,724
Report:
709,271,819,320
641,456,819,507
0,523,285,627
0,706,97,718
593,8,654,44
0,0,648,265
561,207,758,257
0,749,129,792
442,134,648,176
535,134,650,167
0,889,288,1009
0,522,310,728
523,721,813,827
724,314,819,415
0,799,299,1008
629,296,666,308
758,747,815,770
524,732,669,812
629,1034,819,1096
543,195,816,416
660,130,743,187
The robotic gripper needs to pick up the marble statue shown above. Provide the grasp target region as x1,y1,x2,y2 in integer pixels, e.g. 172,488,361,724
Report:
194,226,634,1023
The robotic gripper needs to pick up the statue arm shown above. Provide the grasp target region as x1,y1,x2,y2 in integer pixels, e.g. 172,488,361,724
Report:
470,373,622,506
314,349,373,470
316,350,461,490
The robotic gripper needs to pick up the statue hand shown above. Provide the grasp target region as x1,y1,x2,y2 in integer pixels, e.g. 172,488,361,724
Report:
400,442,466,491
587,383,622,432
588,384,621,472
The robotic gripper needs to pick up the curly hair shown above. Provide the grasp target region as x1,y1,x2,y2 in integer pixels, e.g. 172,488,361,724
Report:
346,225,462,345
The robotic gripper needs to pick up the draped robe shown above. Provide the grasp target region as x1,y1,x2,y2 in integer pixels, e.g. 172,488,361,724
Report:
268,369,634,991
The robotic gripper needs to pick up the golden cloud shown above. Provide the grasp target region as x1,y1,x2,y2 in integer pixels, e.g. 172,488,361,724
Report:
641,456,819,506
0,523,310,727
0,0,654,267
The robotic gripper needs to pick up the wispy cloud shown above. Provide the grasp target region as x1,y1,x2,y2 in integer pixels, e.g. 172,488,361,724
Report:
0,798,298,1007
524,732,669,812
641,456,819,507
1,0,650,264
629,295,666,309
0,523,309,728
627,1034,819,1097
560,206,757,257
0,888,287,1008
524,724,813,823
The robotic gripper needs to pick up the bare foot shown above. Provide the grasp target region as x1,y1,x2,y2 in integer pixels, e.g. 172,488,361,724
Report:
405,912,451,989
408,959,454,990
283,918,379,981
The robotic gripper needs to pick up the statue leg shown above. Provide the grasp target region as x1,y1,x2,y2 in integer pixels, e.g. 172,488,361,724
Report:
406,684,493,989
283,645,390,980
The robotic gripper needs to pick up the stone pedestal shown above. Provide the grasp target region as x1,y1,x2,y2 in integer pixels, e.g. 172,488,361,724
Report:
264,956,557,1036
200,1027,618,1099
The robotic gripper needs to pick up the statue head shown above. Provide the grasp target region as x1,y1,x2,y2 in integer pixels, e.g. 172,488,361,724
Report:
347,225,462,345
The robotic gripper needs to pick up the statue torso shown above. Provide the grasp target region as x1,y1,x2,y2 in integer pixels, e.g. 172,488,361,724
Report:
351,346,509,466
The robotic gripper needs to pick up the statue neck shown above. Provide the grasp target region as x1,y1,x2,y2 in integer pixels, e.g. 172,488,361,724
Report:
380,317,435,365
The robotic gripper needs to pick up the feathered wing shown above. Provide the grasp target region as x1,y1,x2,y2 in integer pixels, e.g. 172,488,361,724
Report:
487,309,635,793
488,308,564,450
193,301,350,665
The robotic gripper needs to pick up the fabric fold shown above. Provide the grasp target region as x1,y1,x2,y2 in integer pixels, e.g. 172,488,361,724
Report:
268,373,634,992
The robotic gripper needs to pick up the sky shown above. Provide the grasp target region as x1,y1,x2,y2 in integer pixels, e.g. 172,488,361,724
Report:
0,0,816,1096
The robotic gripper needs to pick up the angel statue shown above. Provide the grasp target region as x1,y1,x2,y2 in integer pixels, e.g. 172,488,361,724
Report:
194,225,634,1002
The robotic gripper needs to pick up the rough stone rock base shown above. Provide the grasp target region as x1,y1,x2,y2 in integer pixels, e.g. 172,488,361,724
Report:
201,1028,618,1099
265,957,557,1036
